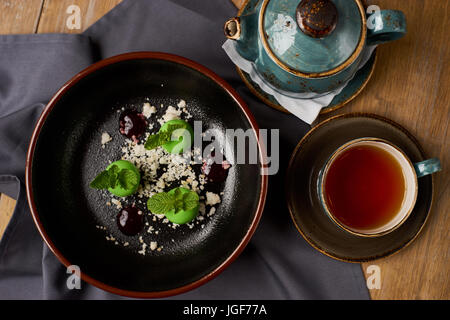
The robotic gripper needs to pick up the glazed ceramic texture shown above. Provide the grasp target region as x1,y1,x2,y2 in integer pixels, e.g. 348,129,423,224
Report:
228,0,406,96
263,0,362,73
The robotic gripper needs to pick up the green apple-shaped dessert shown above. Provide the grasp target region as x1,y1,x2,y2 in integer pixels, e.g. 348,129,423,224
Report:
90,160,140,197
144,119,193,154
147,187,199,224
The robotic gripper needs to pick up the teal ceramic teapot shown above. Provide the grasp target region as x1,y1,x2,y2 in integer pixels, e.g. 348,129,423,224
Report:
224,0,406,96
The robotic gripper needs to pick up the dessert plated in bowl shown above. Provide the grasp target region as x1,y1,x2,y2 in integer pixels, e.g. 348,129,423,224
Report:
26,52,267,298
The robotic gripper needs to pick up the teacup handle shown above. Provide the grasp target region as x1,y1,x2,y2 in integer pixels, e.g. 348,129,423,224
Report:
366,8,407,45
414,158,442,178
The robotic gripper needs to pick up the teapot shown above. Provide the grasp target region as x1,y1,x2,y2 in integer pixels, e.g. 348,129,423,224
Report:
224,0,406,96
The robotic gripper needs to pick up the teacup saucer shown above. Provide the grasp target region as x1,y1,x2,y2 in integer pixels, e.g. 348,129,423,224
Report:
236,51,377,115
286,113,434,262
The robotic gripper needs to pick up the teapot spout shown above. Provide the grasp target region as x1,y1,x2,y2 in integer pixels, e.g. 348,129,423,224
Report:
224,13,258,62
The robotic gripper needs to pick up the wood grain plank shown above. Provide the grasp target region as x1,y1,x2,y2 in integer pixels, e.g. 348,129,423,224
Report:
0,0,44,34
314,0,450,300
0,194,16,239
37,0,122,33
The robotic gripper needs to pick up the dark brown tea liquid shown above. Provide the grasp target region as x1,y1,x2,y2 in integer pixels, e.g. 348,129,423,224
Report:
324,144,406,231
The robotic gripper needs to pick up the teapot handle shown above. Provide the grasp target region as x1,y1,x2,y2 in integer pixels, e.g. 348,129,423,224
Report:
366,8,407,46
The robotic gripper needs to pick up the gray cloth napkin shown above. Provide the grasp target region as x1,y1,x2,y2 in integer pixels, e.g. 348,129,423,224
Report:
0,0,369,300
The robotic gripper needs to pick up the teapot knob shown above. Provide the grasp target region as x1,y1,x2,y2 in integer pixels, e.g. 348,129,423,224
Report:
296,0,338,38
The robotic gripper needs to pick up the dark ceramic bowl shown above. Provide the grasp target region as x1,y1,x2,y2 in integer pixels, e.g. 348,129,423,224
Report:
26,52,267,298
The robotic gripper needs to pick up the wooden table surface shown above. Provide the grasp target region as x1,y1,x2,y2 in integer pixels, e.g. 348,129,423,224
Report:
0,0,448,300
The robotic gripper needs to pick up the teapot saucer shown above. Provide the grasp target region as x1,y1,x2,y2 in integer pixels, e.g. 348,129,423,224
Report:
236,50,377,115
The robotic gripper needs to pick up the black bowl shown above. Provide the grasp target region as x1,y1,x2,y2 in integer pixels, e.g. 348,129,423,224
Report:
26,52,267,298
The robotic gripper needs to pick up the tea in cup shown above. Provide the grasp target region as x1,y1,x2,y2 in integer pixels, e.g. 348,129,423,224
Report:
318,138,441,237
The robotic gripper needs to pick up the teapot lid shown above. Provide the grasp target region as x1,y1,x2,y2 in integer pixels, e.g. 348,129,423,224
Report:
260,0,366,78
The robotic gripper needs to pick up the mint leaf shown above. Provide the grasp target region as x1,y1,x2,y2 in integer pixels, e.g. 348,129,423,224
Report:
144,123,186,150
173,187,182,200
109,165,119,174
144,132,166,150
90,165,119,189
147,192,175,215
107,165,120,189
182,191,199,211
90,170,111,189
90,164,135,190
118,169,138,190
173,187,184,213
147,188,200,215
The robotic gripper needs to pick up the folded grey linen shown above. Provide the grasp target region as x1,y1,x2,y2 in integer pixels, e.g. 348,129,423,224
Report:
0,0,369,300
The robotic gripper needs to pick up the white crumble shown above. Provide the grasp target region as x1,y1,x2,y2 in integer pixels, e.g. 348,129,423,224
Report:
177,99,186,108
207,207,216,217
158,105,182,125
138,243,147,255
142,102,156,118
101,132,112,148
206,192,221,206
111,198,122,209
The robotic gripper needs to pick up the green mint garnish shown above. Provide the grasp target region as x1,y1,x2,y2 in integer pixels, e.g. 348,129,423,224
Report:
173,188,184,213
144,123,186,150
90,170,111,189
147,187,199,215
147,192,176,215
118,169,139,190
107,165,120,189
90,164,138,191
182,191,199,211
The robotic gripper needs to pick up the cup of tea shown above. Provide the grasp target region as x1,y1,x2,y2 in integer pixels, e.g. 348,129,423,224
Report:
318,138,441,237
